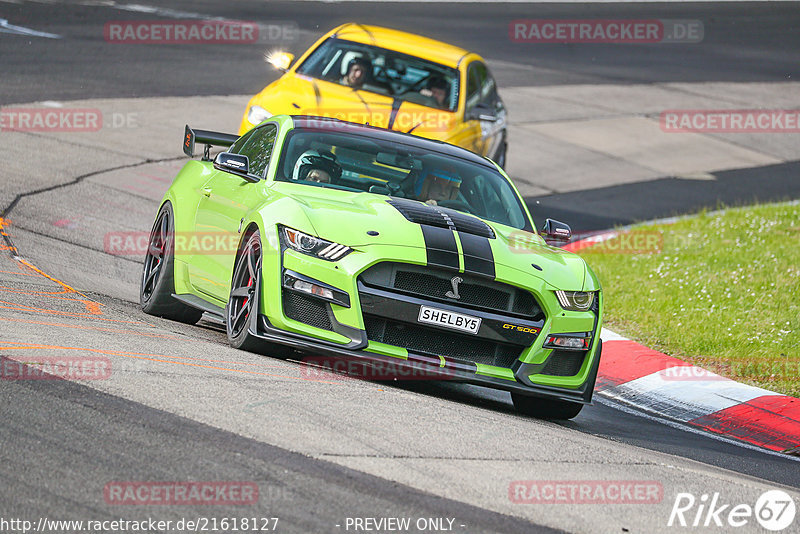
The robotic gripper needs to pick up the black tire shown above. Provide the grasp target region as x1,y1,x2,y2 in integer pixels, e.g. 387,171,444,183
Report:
511,393,584,420
226,230,291,358
140,202,203,324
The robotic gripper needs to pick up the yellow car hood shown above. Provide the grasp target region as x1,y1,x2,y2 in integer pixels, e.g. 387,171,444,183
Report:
253,74,457,138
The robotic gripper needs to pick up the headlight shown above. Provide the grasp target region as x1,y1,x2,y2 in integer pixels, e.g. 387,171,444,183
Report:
281,226,352,261
555,290,595,312
247,106,272,125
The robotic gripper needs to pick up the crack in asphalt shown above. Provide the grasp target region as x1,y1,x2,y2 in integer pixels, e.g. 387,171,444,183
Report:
1,156,184,260
6,225,145,265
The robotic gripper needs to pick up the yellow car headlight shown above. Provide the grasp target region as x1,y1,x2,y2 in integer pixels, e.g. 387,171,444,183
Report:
247,106,272,125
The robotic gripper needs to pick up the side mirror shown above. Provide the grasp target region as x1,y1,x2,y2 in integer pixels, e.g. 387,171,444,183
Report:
267,51,295,72
213,152,260,183
541,218,572,243
466,103,498,122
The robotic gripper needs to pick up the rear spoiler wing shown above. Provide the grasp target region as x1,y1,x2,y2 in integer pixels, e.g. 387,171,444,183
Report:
183,124,239,160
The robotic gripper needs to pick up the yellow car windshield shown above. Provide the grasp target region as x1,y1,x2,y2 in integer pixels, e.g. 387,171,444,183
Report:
295,38,459,112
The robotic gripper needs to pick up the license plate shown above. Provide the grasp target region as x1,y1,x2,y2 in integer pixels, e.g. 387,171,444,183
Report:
417,305,481,335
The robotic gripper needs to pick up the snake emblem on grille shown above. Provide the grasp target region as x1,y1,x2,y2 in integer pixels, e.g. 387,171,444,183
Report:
445,276,463,300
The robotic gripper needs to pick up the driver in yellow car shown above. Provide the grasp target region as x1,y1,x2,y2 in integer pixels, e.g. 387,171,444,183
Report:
420,76,449,108
341,57,370,89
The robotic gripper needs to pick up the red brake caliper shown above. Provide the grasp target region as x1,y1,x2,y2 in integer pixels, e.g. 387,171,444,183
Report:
242,275,252,316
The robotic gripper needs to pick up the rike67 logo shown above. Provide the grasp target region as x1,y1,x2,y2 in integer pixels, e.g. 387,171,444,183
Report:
668,490,796,531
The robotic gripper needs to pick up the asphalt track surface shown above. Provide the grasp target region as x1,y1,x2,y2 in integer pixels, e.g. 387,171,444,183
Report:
2,0,798,104
2,1,800,533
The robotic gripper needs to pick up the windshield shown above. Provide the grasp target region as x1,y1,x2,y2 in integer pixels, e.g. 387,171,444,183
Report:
295,38,459,112
276,128,530,230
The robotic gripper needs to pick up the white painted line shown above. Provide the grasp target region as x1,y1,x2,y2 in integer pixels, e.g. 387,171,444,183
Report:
599,328,628,343
82,1,307,44
595,396,800,463
0,18,61,39
107,2,229,22
603,370,780,422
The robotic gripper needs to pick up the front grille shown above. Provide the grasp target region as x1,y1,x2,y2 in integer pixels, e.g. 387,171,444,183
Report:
283,290,332,331
540,350,586,377
387,198,495,238
364,315,523,368
360,263,542,319
394,270,509,312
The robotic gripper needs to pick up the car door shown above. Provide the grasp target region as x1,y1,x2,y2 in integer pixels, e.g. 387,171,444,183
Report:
464,61,506,159
188,124,278,302
479,66,507,162
448,61,484,154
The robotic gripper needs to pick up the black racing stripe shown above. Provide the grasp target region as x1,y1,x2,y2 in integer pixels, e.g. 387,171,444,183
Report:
355,23,377,45
311,80,322,109
421,225,459,270
459,232,495,278
387,98,402,130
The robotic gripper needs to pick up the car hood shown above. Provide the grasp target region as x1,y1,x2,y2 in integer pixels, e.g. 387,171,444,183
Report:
255,74,457,139
270,183,589,290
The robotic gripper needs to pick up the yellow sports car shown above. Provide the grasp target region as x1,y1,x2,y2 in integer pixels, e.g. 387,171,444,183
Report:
239,23,508,166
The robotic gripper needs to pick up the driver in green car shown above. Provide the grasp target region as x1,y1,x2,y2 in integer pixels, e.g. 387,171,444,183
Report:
415,166,461,206
292,150,342,184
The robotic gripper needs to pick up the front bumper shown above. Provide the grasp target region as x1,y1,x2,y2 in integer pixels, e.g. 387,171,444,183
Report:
249,314,601,404
257,243,602,403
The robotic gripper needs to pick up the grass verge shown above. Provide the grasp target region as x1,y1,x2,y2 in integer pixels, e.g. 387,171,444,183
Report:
578,201,800,397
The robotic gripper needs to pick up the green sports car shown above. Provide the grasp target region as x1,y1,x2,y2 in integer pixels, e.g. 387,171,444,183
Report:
141,115,602,419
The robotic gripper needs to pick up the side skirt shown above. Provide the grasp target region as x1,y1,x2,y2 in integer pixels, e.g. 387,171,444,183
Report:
172,293,225,324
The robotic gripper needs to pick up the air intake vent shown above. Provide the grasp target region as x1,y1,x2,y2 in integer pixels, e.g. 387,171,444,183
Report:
387,198,495,239
363,315,523,368
540,350,586,377
283,290,333,331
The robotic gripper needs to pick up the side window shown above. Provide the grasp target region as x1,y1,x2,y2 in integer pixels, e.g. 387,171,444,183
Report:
481,68,498,107
465,63,481,112
229,129,253,154
234,124,278,178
